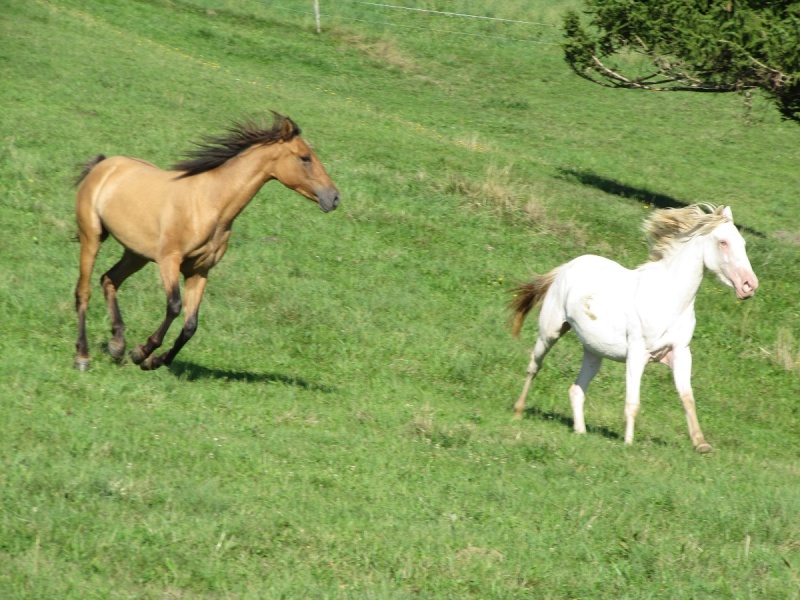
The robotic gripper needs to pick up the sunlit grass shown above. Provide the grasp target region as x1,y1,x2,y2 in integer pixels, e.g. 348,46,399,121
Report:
1,0,799,597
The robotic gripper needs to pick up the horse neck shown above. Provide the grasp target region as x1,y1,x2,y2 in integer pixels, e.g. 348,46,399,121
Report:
651,235,706,308
202,144,282,224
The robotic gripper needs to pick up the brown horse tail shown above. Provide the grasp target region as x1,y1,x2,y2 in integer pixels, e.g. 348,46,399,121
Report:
509,268,560,337
74,154,107,186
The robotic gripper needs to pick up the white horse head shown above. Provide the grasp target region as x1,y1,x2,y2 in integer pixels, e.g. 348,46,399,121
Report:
702,206,759,299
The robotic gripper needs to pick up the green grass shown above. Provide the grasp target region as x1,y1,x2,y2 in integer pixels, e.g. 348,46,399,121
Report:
1,0,799,597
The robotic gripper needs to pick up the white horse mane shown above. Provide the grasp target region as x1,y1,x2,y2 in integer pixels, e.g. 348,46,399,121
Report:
642,203,731,261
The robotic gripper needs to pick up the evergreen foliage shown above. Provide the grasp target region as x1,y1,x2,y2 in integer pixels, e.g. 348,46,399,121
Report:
563,1,800,122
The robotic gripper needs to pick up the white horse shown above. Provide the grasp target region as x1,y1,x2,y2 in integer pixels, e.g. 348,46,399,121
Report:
510,204,758,452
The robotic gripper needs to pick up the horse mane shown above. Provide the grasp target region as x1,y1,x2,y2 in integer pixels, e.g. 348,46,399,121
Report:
642,203,731,261
172,112,301,178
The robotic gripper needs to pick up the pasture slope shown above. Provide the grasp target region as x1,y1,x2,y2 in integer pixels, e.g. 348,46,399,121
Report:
1,1,798,597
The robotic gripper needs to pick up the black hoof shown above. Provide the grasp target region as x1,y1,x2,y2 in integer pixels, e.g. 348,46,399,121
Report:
140,355,162,371
130,345,147,365
107,340,126,362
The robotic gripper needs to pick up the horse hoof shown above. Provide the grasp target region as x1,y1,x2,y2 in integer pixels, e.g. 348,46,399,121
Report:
107,341,126,362
73,357,90,371
695,443,713,454
140,354,163,371
130,346,147,365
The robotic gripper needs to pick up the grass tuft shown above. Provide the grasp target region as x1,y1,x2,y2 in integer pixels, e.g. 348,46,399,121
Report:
442,165,546,223
771,327,800,371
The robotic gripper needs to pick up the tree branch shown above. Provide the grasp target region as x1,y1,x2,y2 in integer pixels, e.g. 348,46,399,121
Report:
588,54,758,93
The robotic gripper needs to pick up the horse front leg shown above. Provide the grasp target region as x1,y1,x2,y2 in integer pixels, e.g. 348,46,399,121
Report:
670,346,712,453
142,272,208,370
131,256,182,369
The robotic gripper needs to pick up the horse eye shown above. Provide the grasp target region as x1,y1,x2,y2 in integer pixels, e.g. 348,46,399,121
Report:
719,240,729,248
299,155,312,164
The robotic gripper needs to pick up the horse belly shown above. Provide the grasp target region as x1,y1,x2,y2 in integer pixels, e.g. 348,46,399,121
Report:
570,314,629,361
101,208,161,259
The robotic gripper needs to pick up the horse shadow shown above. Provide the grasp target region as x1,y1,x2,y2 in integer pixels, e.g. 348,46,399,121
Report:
169,361,336,392
521,404,621,441
557,168,765,238
520,404,669,447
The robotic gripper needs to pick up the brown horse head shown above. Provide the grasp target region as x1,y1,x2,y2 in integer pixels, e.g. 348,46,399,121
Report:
270,114,340,213
172,113,340,213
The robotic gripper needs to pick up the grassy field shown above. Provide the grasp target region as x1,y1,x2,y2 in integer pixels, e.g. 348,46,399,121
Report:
1,0,799,597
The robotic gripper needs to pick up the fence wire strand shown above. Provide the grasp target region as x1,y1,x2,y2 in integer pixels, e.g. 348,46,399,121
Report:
348,1,551,27
268,0,560,45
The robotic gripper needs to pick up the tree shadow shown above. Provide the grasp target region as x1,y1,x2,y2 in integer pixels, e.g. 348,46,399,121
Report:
558,168,687,210
557,168,765,237
169,361,336,392
520,404,669,447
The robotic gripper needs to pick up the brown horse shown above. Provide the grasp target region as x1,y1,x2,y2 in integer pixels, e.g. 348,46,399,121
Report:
73,112,340,371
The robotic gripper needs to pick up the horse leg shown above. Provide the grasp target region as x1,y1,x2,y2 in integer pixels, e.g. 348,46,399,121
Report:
100,250,148,362
670,346,712,453
569,350,602,434
130,256,182,369
142,272,208,370
623,350,648,445
74,223,103,371
514,321,570,417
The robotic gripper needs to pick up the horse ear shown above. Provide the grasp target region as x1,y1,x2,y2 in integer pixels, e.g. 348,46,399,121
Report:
721,206,733,220
279,116,299,141
269,111,298,141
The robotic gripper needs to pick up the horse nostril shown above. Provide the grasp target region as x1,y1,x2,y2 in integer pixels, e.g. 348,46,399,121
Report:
741,276,758,296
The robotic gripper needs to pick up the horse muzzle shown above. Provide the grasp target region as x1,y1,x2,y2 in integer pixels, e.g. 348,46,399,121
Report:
317,187,340,213
735,272,759,299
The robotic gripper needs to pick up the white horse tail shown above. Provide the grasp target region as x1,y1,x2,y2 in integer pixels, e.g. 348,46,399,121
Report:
509,268,560,338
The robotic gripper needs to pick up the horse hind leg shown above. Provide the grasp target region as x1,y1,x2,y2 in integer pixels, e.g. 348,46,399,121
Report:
74,212,105,370
514,320,571,417
623,350,648,445
569,350,602,434
101,250,148,362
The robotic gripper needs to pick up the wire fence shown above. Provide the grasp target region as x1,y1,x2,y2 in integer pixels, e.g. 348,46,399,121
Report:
347,2,550,26
268,0,563,46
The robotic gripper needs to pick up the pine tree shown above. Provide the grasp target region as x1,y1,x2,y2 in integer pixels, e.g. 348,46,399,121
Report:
563,1,800,122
